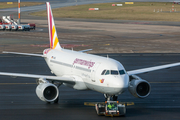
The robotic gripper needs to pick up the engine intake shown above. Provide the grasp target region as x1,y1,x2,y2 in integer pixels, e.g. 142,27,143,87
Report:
36,83,59,102
128,75,151,98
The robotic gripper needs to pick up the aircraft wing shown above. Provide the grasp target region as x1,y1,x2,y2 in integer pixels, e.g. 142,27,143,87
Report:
2,51,45,57
0,72,75,84
78,49,92,53
127,62,180,75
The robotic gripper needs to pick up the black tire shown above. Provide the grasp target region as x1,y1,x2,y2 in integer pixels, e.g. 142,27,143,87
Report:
46,102,51,104
54,96,59,104
96,104,99,115
112,95,118,101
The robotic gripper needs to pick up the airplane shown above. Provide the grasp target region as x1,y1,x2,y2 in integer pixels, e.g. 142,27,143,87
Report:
1,2,180,110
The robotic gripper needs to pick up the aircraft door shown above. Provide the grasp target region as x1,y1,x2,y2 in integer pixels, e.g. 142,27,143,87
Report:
91,63,100,82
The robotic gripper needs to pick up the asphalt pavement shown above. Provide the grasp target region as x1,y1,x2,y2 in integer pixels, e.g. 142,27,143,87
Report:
0,53,180,120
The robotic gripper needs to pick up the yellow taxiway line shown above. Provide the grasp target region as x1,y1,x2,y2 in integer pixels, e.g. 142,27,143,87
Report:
84,102,134,106
0,81,180,85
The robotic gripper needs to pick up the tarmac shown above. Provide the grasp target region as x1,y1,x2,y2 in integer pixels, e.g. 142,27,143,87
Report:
0,53,180,120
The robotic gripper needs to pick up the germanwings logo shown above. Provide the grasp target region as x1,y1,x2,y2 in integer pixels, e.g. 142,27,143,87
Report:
43,48,51,55
100,79,104,83
73,58,95,69
47,2,60,49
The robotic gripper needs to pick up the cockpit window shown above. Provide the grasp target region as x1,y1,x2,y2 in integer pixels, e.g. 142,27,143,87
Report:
101,70,106,75
111,70,119,75
119,70,125,75
105,70,110,75
102,69,126,75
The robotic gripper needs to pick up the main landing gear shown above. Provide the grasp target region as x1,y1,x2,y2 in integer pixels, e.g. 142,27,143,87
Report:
46,96,59,104
47,81,62,104
54,96,59,104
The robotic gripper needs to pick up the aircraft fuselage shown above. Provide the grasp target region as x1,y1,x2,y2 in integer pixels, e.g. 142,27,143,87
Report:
43,48,129,95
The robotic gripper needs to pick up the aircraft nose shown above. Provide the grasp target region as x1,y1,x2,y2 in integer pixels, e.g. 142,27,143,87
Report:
115,75,128,87
112,75,129,93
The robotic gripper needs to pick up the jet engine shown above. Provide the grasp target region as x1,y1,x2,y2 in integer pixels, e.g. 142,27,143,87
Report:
36,82,59,102
128,75,151,99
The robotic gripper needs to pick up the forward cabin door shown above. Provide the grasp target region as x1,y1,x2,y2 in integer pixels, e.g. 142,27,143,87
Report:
91,63,100,82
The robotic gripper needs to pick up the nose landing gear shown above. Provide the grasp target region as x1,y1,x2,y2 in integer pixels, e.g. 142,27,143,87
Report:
104,94,118,101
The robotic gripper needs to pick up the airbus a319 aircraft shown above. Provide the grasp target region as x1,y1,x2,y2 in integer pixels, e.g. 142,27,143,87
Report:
0,2,180,115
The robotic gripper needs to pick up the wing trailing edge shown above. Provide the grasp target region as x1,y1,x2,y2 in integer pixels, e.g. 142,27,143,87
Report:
0,72,75,84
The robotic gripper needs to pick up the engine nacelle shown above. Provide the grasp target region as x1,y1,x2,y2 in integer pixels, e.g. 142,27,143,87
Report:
128,75,151,98
36,83,59,102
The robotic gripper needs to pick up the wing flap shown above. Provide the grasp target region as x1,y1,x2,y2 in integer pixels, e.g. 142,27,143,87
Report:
127,62,180,75
0,72,75,84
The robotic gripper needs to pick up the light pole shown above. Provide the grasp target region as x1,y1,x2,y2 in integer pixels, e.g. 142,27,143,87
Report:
17,0,20,24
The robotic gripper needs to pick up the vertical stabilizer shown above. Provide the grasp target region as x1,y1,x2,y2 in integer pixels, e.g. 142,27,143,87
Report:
46,2,61,50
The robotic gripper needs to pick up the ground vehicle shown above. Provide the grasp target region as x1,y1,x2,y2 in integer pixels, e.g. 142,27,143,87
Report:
0,24,5,30
95,101,126,117
11,25,18,31
28,23,36,30
18,25,30,31
5,25,11,30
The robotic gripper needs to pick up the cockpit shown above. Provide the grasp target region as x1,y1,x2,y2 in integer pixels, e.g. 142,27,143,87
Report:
101,69,126,75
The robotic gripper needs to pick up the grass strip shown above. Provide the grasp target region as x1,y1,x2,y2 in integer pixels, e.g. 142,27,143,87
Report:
31,2,180,21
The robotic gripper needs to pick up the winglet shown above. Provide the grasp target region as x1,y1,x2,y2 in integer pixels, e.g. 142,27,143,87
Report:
46,2,61,50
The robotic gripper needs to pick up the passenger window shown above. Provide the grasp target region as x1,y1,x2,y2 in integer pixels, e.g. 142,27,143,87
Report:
111,70,118,75
101,70,106,75
119,70,125,75
105,70,110,75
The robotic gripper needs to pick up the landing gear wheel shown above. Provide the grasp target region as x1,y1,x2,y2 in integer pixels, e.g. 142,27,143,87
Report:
54,96,59,104
104,94,110,101
112,95,118,101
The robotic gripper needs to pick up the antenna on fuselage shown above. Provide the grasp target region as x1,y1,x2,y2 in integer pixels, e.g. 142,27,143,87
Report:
107,54,109,59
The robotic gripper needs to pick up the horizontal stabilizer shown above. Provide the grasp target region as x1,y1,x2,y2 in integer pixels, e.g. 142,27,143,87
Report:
3,51,45,57
78,49,92,53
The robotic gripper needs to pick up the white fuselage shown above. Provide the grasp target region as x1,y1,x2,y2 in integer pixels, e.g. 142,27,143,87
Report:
43,48,129,95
